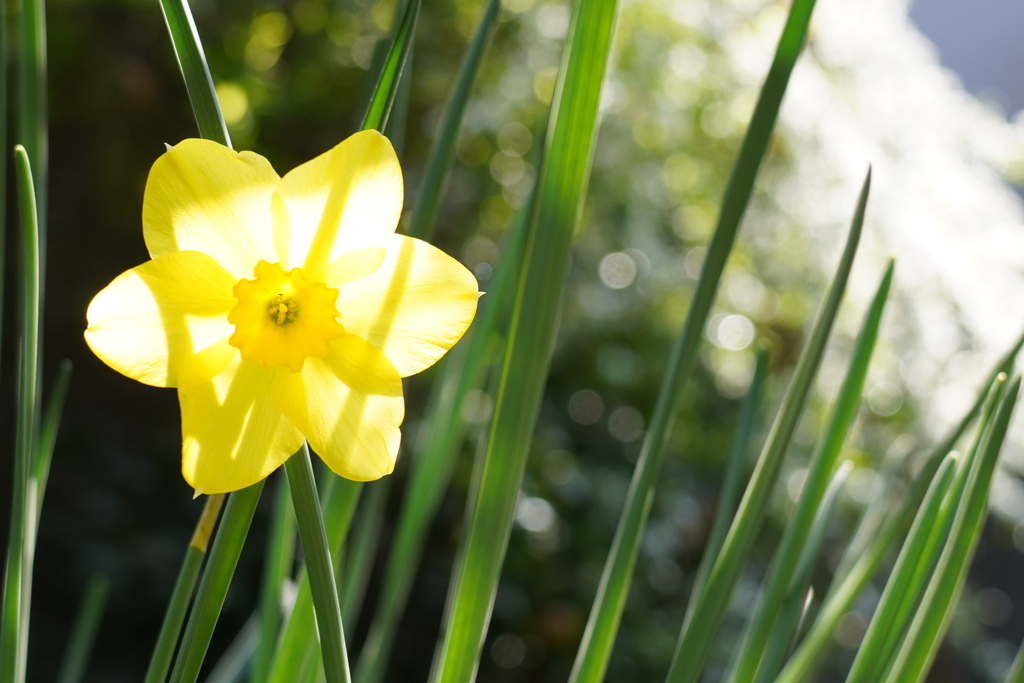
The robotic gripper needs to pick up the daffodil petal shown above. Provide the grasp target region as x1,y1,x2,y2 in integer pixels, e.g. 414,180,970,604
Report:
143,139,280,280
272,130,402,280
272,335,403,481
334,234,480,377
181,356,304,494
85,250,239,388
323,246,386,287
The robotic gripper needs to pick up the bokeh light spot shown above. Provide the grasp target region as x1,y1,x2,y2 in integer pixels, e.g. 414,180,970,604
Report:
215,82,249,126
568,390,604,425
599,252,637,289
608,406,644,442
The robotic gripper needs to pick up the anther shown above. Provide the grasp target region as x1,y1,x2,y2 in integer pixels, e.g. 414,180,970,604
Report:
269,295,298,324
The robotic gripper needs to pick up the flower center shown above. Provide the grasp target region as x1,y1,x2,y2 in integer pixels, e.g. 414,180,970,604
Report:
269,295,298,324
228,261,345,372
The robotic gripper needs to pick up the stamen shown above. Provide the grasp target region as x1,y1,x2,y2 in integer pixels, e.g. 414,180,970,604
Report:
269,294,299,324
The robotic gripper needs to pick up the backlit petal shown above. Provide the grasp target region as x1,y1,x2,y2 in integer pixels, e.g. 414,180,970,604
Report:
181,356,304,494
272,335,403,481
85,250,239,388
272,130,402,280
334,234,480,377
143,139,280,280
322,246,386,287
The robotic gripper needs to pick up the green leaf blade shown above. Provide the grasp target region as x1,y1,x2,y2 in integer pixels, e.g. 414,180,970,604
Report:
665,170,870,683
354,193,531,683
883,377,1020,683
428,1,619,681
726,259,894,683
361,0,420,133
753,461,852,683
168,483,264,683
0,145,43,683
251,477,296,683
405,0,500,241
156,0,230,146
844,452,958,683
143,494,225,683
566,0,819,678
340,479,390,626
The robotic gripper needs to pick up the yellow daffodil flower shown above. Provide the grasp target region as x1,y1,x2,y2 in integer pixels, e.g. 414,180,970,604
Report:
85,130,480,494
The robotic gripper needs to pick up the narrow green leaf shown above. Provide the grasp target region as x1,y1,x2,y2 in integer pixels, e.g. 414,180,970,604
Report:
251,476,296,683
688,344,769,604
726,259,893,683
774,512,891,683
144,494,225,683
665,170,869,683
429,1,619,680
32,358,71,525
168,482,264,683
776,372,1015,683
354,185,532,683
405,0,500,240
381,46,413,156
56,574,110,683
206,614,260,683
267,477,361,683
340,479,390,626
156,0,230,145
267,580,318,683
569,1,818,678
360,0,420,132
285,445,350,683
0,145,42,683
884,377,1020,683
864,379,1008,683
844,452,958,683
832,326,1024,589
753,461,852,683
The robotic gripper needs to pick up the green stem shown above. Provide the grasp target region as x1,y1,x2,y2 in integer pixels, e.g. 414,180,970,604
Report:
144,493,225,683
168,483,264,683
285,445,351,683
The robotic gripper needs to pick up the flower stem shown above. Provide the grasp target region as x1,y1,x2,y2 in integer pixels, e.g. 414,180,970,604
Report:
285,444,351,683
143,493,224,683
168,482,264,683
